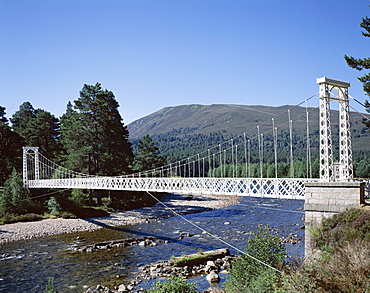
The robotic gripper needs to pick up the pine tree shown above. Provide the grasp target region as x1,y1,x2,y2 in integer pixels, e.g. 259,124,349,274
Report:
11,102,60,159
132,134,164,172
0,106,23,185
0,169,31,214
60,83,134,176
11,101,36,140
344,15,370,128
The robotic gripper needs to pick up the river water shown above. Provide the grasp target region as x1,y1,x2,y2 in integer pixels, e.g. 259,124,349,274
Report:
0,196,305,292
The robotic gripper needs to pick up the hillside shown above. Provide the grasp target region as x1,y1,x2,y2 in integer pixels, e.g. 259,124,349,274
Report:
127,104,370,152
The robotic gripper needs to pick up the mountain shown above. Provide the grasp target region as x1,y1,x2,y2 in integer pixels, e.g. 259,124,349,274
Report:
128,104,306,139
127,104,370,162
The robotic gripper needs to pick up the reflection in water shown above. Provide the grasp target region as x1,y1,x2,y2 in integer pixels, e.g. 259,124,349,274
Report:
0,196,304,292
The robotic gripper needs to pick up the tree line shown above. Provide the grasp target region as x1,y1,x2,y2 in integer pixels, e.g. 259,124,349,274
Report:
136,128,370,179
0,77,369,219
0,83,163,217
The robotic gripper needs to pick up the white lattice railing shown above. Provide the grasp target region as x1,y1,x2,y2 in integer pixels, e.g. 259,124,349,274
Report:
26,177,319,199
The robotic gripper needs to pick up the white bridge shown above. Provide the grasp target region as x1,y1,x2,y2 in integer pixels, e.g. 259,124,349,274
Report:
25,172,316,199
22,77,369,199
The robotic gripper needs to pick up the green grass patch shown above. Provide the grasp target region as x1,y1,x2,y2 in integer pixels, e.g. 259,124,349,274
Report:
171,252,213,266
148,275,197,293
0,213,43,224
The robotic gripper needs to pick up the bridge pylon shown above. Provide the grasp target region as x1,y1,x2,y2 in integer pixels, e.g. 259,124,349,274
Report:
317,77,353,182
23,147,40,188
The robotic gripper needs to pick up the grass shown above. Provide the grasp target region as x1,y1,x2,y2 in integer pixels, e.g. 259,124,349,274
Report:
309,208,370,249
0,213,43,224
0,191,166,225
170,252,213,266
284,208,370,292
285,239,370,292
148,276,197,293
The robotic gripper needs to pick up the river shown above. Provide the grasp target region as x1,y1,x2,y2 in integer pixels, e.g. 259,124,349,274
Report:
0,196,305,292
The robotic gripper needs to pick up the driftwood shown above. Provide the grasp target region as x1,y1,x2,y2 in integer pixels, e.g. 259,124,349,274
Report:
169,248,230,267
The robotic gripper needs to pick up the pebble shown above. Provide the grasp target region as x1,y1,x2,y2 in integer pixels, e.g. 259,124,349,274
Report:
0,194,240,244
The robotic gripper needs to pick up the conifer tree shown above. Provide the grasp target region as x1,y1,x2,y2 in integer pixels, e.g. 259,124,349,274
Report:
0,169,31,214
0,106,23,185
11,102,60,159
60,83,134,176
132,134,164,172
344,15,370,128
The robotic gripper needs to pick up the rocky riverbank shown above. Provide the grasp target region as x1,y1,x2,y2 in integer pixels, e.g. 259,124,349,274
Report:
0,193,240,244
81,248,234,293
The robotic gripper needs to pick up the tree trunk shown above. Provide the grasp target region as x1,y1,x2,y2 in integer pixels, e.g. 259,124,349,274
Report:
89,189,94,205
96,190,102,206
108,190,114,204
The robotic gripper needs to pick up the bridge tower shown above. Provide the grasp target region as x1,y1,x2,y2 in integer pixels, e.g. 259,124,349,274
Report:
317,77,353,182
23,147,40,187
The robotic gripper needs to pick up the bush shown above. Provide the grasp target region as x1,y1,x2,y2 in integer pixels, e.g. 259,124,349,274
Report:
225,226,286,293
47,196,62,214
69,189,87,207
310,208,370,250
148,276,197,293
285,239,370,292
0,213,42,224
0,169,33,214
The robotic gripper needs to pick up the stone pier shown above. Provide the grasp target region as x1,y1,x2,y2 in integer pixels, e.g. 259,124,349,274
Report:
304,182,365,256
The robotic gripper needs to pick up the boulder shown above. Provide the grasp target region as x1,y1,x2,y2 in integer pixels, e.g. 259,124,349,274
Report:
206,271,220,284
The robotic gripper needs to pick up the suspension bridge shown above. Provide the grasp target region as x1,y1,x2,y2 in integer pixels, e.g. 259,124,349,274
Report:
22,77,370,199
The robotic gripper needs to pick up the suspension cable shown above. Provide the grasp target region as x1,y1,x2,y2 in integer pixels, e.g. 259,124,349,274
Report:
350,106,370,121
348,94,369,109
306,101,312,178
145,191,282,273
129,92,320,178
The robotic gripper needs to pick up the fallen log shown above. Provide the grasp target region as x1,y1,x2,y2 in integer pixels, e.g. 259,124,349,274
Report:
169,248,230,267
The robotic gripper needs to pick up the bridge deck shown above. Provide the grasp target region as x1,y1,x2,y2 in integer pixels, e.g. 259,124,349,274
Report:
26,177,320,199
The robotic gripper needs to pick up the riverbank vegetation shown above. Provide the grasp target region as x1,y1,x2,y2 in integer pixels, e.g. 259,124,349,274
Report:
147,210,370,292
284,208,370,292
223,210,370,292
227,210,370,292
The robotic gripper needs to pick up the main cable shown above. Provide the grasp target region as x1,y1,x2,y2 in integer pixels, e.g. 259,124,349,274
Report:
145,191,282,273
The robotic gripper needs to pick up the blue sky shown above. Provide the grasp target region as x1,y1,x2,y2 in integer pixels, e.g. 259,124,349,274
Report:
0,0,369,124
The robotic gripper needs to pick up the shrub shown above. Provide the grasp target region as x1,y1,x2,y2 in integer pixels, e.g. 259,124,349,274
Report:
0,212,42,224
225,225,286,293
285,239,370,292
69,189,87,207
0,169,32,214
47,196,62,214
310,209,370,250
148,275,197,293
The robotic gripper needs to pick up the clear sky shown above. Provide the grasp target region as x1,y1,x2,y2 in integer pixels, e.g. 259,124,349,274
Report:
1,0,369,125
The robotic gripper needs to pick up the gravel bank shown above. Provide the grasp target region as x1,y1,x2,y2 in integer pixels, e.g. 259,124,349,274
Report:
0,193,239,244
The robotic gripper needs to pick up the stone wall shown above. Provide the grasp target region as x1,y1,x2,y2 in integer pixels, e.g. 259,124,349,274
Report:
304,182,364,213
304,182,365,257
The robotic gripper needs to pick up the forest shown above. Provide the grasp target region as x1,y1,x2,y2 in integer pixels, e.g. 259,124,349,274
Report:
0,82,369,222
0,83,164,222
131,127,370,179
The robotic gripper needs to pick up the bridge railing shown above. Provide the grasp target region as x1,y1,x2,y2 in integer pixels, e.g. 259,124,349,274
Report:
26,177,319,199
